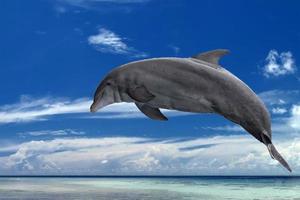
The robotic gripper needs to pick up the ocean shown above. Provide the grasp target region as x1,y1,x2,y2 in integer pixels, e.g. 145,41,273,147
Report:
0,176,299,200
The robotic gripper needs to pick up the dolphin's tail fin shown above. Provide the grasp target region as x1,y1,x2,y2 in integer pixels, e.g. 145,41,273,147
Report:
267,143,292,172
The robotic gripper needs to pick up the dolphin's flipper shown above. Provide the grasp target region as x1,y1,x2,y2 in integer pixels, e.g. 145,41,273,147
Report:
127,86,155,102
267,143,292,172
192,49,230,65
136,103,168,121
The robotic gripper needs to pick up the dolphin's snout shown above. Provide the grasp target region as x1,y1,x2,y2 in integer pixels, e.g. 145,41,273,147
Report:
90,85,105,113
90,87,115,112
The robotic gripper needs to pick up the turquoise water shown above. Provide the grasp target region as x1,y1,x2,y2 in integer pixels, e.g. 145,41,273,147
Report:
0,177,300,200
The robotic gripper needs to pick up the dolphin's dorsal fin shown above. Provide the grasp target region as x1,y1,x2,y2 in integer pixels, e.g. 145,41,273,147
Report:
135,103,168,121
192,49,230,65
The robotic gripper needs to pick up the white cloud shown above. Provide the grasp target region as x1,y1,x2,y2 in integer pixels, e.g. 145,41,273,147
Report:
55,0,150,14
0,95,190,124
202,125,243,132
271,107,288,115
88,28,147,57
0,135,298,175
268,106,300,135
88,28,128,54
259,90,294,106
18,129,85,137
263,50,296,77
0,144,21,153
259,90,300,118
59,0,149,7
268,104,300,134
255,89,300,134
0,96,91,124
289,105,300,130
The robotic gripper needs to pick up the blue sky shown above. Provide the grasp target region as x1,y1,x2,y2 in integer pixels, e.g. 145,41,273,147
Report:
0,0,299,175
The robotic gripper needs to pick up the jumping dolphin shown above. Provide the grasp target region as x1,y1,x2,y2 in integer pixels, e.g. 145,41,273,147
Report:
90,49,292,172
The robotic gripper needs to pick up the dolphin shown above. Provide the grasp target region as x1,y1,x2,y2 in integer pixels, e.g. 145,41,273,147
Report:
90,49,291,172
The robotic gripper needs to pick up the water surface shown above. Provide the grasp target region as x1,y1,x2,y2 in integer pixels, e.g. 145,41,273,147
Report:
0,176,299,200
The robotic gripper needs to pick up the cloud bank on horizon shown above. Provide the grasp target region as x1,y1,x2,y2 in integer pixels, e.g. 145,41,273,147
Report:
0,135,299,175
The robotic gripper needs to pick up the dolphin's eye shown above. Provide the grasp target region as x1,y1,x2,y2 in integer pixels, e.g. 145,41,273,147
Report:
106,82,111,86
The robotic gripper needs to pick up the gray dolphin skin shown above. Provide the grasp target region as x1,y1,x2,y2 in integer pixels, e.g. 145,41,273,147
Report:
90,49,292,172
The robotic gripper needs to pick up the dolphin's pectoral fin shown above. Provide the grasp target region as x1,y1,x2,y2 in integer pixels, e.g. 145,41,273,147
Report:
127,86,155,103
135,103,168,121
192,49,230,65
267,143,292,172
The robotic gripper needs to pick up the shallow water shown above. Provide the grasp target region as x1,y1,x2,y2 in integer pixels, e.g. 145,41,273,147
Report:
0,177,300,200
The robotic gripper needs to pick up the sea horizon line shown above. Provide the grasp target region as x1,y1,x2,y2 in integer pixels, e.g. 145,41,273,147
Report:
0,175,299,178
